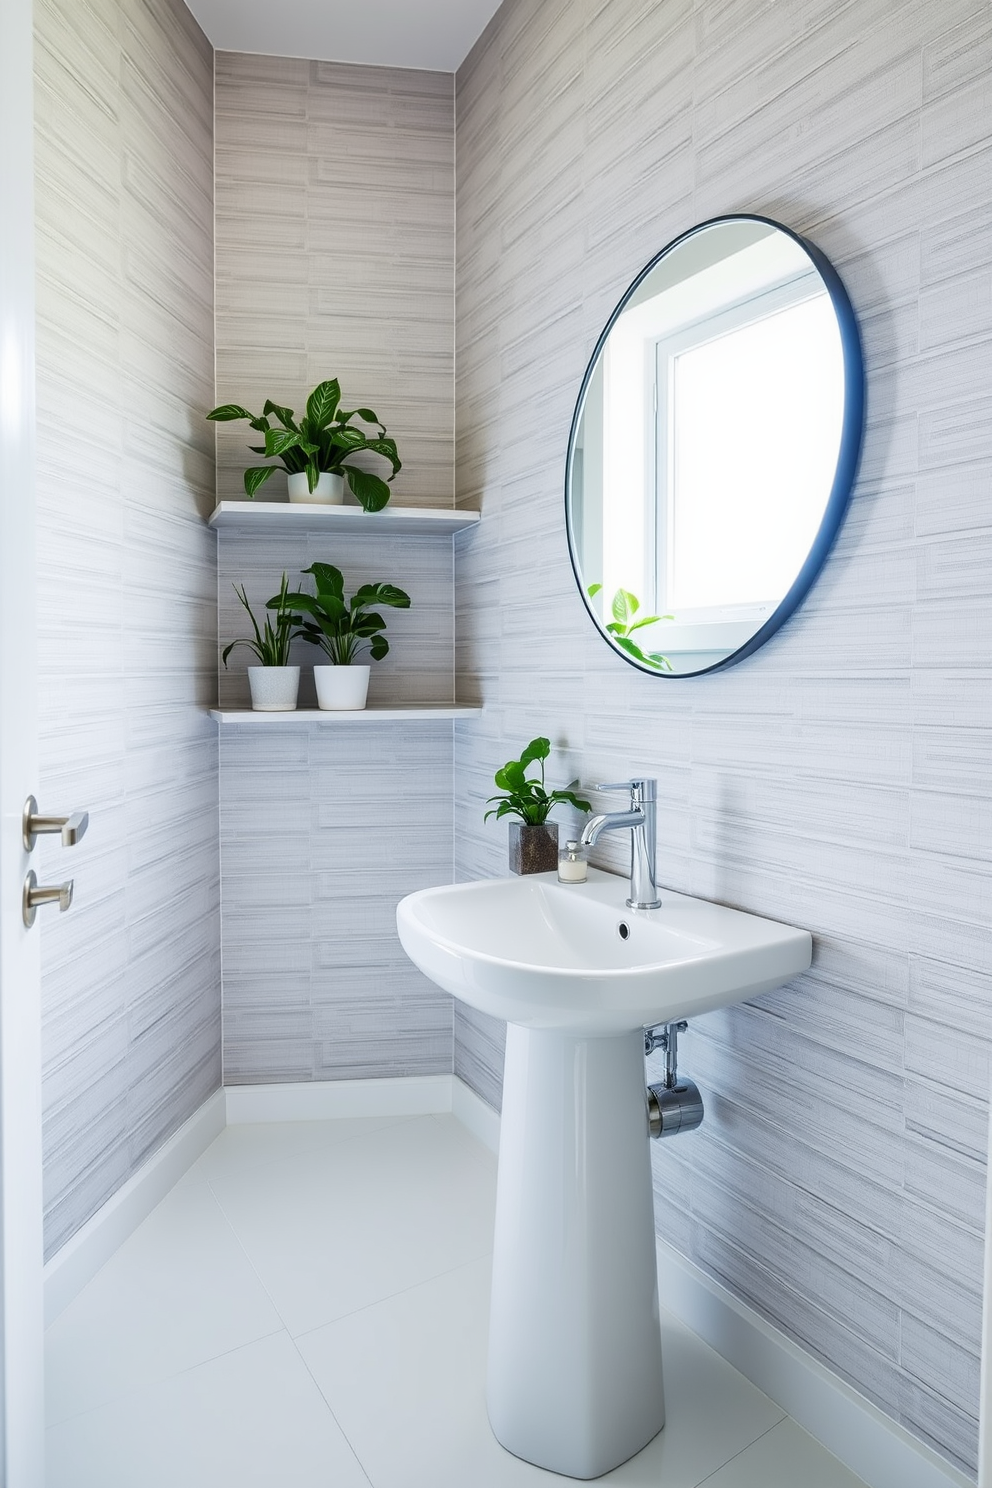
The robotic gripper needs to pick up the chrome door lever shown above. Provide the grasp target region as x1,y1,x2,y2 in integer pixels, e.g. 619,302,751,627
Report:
22,871,73,928
22,796,89,851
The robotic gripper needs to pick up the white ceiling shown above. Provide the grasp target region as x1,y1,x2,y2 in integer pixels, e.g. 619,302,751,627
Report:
184,0,504,72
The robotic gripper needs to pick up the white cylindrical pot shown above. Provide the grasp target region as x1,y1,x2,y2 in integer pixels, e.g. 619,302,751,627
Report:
247,665,300,711
286,471,345,505
314,664,370,711
487,1025,665,1478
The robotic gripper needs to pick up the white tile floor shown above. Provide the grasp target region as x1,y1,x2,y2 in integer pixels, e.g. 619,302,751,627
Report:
46,1113,868,1487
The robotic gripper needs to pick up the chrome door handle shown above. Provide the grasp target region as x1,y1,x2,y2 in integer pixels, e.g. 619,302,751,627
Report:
22,871,73,928
22,796,89,851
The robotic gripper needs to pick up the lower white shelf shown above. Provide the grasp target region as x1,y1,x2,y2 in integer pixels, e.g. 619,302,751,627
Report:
210,705,482,724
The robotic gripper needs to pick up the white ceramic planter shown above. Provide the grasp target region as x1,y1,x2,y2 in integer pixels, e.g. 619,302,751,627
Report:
247,665,300,711
286,471,345,505
314,664,370,710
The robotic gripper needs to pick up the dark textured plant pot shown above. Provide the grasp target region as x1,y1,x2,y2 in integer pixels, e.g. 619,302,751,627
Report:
509,821,559,876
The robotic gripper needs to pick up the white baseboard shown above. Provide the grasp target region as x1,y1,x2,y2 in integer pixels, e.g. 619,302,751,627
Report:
40,1075,971,1488
43,1089,226,1326
224,1074,454,1124
654,1239,970,1488
451,1076,501,1155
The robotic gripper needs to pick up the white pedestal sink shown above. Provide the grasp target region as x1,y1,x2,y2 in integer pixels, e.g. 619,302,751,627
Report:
396,868,812,1480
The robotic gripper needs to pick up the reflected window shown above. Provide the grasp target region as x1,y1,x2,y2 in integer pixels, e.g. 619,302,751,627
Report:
659,284,844,616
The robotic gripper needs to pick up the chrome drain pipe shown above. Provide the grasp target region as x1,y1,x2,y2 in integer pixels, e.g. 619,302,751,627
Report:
645,1021,704,1139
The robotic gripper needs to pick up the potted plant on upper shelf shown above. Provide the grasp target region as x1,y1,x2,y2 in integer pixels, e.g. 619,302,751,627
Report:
485,737,591,874
207,378,402,510
222,572,304,711
279,561,411,711
588,584,673,672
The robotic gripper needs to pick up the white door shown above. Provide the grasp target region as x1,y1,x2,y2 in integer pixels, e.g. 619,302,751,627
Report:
0,0,46,1475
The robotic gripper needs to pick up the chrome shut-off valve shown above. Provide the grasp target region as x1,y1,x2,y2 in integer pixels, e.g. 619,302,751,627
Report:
645,1020,704,1139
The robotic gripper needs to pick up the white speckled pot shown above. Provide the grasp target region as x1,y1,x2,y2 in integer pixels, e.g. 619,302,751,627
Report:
314,664,370,711
247,665,300,711
286,471,345,504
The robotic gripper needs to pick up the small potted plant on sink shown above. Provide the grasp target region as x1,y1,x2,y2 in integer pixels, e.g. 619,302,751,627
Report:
485,737,591,874
279,562,411,711
206,378,402,510
222,572,304,711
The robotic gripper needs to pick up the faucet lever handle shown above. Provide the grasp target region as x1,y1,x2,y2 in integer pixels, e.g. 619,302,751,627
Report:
593,778,657,801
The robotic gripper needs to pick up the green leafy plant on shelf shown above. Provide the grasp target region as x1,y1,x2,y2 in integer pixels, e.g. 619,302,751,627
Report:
207,378,401,510
280,562,411,666
588,584,673,672
222,572,303,668
484,737,592,826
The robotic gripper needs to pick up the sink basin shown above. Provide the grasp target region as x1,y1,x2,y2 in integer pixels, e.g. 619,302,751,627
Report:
397,867,812,1034
396,867,812,1480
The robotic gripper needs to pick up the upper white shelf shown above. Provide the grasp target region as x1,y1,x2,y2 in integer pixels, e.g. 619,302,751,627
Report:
210,705,482,724
208,500,480,536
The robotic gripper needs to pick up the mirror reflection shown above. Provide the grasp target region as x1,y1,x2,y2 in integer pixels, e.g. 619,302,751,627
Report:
566,216,863,676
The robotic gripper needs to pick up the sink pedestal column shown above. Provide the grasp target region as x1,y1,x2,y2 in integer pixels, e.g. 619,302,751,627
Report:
487,1025,665,1480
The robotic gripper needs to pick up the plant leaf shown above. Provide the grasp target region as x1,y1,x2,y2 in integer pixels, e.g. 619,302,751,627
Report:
207,403,254,422
552,790,592,813
344,467,391,512
337,407,383,430
350,612,386,635
302,563,345,602
587,582,603,599
613,588,638,625
264,428,302,458
326,426,367,452
495,761,527,792
244,465,277,497
365,437,402,475
262,400,298,431
520,737,551,767
368,635,389,660
352,582,411,609
306,379,341,429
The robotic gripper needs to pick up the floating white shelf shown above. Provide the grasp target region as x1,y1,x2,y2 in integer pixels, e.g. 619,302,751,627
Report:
208,500,480,536
210,705,482,725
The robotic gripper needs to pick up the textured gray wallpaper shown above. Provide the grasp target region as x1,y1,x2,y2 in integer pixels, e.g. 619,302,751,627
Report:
454,0,992,1474
214,56,458,1085
34,0,220,1258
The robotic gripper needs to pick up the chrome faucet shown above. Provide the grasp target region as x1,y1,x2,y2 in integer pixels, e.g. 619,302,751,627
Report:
579,779,661,910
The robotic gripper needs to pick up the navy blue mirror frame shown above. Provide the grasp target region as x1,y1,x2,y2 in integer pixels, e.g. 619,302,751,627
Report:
564,214,866,679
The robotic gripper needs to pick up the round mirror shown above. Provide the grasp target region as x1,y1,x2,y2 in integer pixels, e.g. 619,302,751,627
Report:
565,215,864,677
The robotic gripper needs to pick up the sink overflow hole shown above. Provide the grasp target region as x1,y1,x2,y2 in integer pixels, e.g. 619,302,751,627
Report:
617,921,631,940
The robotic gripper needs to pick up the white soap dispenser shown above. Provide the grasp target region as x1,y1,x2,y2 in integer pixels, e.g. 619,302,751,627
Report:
558,839,588,884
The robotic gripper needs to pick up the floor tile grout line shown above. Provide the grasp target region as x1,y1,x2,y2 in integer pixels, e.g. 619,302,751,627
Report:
46,1324,290,1433
288,1249,495,1345
290,1333,377,1488
691,1415,789,1488
199,1162,313,1334
199,1118,498,1340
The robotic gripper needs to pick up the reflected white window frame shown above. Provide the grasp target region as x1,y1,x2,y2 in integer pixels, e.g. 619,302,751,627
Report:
649,269,829,653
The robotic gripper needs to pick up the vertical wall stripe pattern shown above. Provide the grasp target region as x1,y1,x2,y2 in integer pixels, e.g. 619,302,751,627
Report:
453,0,992,1475
34,0,219,1260
213,56,457,1085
